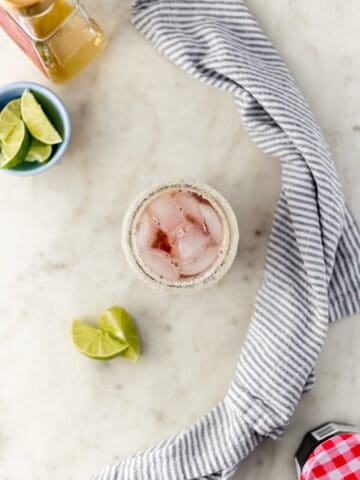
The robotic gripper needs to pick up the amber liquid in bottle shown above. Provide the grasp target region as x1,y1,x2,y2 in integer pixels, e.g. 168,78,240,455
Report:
0,0,107,83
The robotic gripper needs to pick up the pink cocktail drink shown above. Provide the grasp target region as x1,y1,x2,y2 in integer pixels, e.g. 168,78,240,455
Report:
122,180,239,293
135,189,224,281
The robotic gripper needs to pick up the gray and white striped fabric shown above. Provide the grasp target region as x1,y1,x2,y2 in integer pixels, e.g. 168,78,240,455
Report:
93,1,360,479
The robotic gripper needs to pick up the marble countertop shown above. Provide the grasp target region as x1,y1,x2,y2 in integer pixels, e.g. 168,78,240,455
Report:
1,1,360,479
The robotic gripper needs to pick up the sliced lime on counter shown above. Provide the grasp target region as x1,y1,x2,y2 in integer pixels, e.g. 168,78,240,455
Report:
0,148,8,168
0,120,30,168
21,89,62,145
72,307,141,363
99,306,141,363
0,105,20,141
72,320,129,360
25,138,52,163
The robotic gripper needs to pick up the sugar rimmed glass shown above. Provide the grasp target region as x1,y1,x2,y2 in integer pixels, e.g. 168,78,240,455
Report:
122,180,239,294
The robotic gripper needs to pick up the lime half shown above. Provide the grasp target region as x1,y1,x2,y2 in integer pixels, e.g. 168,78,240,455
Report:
26,138,52,163
99,306,141,363
72,320,128,360
0,121,30,169
0,105,20,141
21,89,62,145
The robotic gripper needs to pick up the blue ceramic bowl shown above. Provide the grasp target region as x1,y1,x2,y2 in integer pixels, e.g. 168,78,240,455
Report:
0,82,71,176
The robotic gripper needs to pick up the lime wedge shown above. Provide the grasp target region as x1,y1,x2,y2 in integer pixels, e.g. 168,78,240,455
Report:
99,306,141,363
72,320,129,360
25,138,52,163
0,148,8,168
0,105,20,141
7,99,22,118
0,121,30,169
21,89,62,145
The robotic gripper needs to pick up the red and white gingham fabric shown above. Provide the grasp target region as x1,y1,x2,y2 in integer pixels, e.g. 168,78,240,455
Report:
301,433,360,479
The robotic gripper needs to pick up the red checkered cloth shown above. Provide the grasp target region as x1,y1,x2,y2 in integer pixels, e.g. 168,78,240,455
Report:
300,433,360,479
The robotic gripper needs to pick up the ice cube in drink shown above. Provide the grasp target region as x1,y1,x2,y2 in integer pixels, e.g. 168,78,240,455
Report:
135,189,224,282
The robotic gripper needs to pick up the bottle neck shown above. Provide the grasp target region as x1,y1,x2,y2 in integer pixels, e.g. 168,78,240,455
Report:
3,0,77,40
1,0,55,17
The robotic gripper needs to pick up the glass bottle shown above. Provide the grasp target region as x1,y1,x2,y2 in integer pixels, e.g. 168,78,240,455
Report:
0,0,107,83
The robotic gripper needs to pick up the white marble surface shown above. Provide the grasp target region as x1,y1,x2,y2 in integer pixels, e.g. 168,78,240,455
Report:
0,1,360,479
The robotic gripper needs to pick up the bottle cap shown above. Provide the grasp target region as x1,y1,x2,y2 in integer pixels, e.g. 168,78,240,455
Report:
1,0,54,16
300,433,360,479
295,423,360,479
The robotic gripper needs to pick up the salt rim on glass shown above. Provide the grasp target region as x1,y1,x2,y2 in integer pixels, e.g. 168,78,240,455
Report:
122,180,239,293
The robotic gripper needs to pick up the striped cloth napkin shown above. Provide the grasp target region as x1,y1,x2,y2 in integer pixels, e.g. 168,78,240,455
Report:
93,1,360,479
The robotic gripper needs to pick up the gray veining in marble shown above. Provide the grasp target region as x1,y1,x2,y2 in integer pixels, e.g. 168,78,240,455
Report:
0,1,359,479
